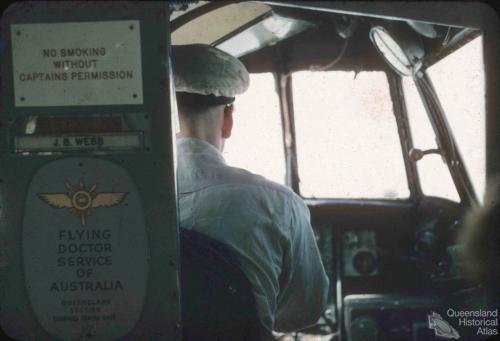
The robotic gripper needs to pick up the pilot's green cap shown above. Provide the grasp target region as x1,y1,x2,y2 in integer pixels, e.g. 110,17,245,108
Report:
172,44,250,99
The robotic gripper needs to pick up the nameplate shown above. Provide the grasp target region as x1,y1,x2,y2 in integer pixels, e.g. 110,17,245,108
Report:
15,133,143,153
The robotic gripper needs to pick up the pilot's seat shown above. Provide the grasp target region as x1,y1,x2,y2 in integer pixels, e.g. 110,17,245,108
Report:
180,228,263,341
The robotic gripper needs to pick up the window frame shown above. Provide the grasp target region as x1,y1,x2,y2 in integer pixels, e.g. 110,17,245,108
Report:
399,74,461,203
394,34,485,207
424,35,485,203
278,42,481,206
410,71,478,206
278,67,415,202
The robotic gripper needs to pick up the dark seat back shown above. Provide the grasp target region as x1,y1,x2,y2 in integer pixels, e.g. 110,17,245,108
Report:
180,228,263,341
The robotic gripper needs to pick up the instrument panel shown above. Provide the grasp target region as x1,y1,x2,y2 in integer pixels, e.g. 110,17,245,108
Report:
343,231,378,277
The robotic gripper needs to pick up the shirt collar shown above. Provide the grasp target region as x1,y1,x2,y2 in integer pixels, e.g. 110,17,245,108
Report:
176,137,226,165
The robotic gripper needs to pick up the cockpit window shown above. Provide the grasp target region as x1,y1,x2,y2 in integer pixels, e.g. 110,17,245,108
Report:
293,71,410,199
223,73,286,184
402,77,460,202
427,36,485,202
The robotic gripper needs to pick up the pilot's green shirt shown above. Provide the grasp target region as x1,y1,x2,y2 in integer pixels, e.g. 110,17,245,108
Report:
177,137,329,333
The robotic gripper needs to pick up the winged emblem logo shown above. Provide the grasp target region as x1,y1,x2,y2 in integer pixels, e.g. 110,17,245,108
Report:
38,180,128,226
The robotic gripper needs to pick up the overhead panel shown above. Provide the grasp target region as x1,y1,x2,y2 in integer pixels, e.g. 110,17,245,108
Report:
171,2,272,45
216,14,315,58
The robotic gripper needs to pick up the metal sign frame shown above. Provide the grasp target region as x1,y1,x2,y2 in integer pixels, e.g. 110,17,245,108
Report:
0,2,180,340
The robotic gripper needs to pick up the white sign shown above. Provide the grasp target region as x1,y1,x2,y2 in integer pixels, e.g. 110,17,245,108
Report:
11,21,143,107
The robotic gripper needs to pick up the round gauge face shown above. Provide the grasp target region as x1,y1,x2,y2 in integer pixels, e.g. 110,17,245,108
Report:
353,250,377,275
370,26,412,76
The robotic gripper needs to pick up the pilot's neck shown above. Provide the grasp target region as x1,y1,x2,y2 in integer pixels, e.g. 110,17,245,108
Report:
176,131,224,152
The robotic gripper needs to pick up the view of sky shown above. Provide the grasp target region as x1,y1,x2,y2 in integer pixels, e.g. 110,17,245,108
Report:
223,36,485,202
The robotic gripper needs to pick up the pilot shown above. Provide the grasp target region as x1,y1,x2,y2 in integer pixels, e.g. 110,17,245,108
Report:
172,44,329,338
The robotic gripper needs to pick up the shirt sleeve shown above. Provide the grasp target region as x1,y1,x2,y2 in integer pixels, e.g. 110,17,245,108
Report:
273,195,330,332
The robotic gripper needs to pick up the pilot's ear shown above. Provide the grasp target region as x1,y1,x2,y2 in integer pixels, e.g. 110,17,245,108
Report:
222,104,234,139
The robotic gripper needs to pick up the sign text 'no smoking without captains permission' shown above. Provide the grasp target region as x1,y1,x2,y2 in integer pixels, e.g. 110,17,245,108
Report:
11,21,143,107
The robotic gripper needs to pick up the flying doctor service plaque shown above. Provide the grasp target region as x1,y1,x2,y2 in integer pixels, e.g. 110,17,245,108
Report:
11,21,143,107
22,158,148,340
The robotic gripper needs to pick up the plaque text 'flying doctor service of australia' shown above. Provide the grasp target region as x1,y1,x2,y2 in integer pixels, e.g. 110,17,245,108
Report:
22,158,148,340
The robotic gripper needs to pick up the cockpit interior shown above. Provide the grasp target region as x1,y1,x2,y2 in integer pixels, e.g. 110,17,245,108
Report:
0,2,498,341
171,2,498,340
